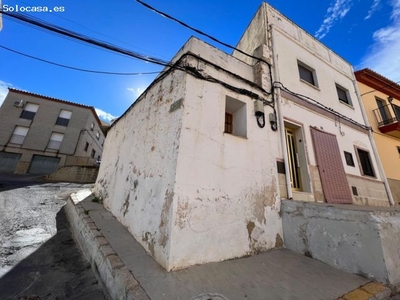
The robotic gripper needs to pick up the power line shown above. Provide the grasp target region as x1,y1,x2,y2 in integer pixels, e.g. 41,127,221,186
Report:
135,0,268,65
1,10,172,67
0,44,161,76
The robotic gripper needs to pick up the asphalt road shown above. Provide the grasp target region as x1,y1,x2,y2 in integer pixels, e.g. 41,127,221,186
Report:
0,174,109,300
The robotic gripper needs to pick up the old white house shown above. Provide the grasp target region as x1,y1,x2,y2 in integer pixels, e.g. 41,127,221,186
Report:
95,3,392,271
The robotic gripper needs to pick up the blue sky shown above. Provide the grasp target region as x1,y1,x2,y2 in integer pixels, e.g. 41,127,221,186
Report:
1,0,399,121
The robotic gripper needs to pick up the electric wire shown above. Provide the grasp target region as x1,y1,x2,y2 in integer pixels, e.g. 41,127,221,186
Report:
275,81,370,130
135,0,272,67
1,10,172,67
0,44,161,76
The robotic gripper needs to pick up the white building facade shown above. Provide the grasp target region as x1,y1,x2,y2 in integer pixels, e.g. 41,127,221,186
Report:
234,3,392,207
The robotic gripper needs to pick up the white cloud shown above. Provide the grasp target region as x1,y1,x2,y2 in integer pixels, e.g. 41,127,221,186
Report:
95,108,117,123
365,0,381,20
0,80,13,107
358,0,400,81
127,87,143,95
315,0,353,39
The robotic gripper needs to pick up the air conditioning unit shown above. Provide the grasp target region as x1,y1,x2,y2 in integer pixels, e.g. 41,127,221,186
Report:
13,100,24,109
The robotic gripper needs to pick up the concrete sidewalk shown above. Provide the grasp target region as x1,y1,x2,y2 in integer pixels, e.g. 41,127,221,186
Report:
66,191,392,300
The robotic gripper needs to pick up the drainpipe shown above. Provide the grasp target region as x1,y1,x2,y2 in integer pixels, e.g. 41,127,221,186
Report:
352,78,395,206
270,24,293,200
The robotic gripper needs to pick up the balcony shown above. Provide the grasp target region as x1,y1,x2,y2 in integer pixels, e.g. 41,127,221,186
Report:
373,103,400,138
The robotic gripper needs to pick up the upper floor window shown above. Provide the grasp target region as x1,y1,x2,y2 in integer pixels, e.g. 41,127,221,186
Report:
336,84,352,106
84,142,89,151
90,122,95,131
56,110,72,126
91,149,96,158
10,126,29,144
47,132,64,150
96,131,100,140
224,96,247,138
20,103,39,120
298,61,318,87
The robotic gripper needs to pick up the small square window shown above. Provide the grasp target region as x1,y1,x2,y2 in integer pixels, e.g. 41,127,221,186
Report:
298,62,317,87
344,151,355,167
224,96,247,138
336,85,351,106
56,110,72,126
20,103,39,120
356,148,375,177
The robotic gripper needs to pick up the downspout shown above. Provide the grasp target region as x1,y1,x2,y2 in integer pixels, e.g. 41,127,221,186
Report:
352,78,395,206
270,24,293,200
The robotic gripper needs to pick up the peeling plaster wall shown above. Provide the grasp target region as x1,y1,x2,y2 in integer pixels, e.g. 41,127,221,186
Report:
94,69,186,269
282,200,400,290
166,41,283,269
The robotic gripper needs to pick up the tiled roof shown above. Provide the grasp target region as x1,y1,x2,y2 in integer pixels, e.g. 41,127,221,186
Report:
8,88,103,127
355,68,400,100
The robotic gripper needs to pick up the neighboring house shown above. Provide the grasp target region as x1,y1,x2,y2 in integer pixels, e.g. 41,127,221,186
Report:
233,3,393,207
355,68,400,205
94,3,393,271
0,88,105,174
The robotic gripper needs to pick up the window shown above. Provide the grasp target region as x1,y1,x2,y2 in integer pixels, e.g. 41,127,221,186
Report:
90,122,95,131
47,132,64,150
84,142,89,151
20,103,39,120
298,62,317,87
336,85,351,106
224,96,247,138
56,110,72,126
344,151,355,167
356,148,375,177
96,131,100,140
91,149,96,158
97,155,101,161
10,126,29,144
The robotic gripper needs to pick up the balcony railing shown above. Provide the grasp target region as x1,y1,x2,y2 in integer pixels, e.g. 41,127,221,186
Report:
373,103,400,127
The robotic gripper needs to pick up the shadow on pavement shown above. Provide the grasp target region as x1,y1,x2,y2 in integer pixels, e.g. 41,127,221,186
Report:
0,206,109,300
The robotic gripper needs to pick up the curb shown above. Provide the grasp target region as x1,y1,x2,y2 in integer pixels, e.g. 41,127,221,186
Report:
338,282,392,300
65,191,150,300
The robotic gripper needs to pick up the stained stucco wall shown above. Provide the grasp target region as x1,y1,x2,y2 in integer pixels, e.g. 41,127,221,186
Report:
282,200,400,290
94,68,187,270
95,37,283,271
167,41,283,269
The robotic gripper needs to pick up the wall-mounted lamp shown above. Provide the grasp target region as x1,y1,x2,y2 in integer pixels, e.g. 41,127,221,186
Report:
388,96,394,103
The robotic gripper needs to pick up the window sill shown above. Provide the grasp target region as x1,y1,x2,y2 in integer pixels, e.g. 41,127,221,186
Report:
339,100,354,109
299,79,320,91
223,132,248,140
